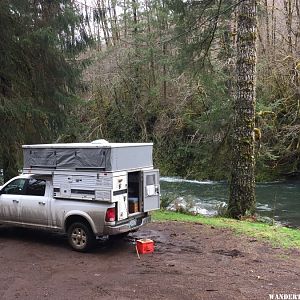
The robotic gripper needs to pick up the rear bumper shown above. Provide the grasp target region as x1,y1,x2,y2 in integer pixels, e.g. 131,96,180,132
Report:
103,215,151,235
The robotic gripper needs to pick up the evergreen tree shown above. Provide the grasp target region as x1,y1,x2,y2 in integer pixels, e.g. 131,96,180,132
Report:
0,0,89,181
228,0,257,218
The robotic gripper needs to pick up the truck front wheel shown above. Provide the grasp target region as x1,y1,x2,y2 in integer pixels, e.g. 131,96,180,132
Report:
67,222,95,252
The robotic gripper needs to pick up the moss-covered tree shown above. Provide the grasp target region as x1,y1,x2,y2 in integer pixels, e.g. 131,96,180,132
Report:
228,0,257,218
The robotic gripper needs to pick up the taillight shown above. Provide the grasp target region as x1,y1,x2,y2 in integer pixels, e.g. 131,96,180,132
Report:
105,207,116,222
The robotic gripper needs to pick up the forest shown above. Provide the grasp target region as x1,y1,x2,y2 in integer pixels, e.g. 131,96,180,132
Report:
0,0,300,184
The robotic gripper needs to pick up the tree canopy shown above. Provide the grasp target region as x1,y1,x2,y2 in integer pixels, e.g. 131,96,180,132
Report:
0,0,89,181
1,0,300,187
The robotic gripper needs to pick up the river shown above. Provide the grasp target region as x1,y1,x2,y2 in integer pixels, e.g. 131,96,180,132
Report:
1,174,299,227
160,177,300,228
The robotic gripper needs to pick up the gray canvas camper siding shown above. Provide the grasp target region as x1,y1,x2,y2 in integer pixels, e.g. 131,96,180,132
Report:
23,142,153,172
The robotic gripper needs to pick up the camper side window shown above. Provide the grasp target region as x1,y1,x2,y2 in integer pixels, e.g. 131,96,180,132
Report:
25,178,46,196
146,175,155,186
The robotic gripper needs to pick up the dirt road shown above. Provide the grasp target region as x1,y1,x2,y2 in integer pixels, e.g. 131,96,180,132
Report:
0,221,299,300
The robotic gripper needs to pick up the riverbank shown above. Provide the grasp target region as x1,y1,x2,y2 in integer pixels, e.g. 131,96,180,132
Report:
152,210,300,249
160,177,300,228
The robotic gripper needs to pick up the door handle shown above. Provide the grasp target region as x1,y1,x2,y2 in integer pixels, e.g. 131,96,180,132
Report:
155,186,160,195
12,199,19,204
38,201,46,206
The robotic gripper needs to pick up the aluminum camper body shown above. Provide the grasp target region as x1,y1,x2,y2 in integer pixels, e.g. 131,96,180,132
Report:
22,141,160,221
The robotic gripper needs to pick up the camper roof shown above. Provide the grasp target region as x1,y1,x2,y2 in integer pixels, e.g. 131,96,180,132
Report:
22,141,153,149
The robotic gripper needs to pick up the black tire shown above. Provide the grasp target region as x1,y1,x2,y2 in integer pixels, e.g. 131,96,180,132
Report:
67,222,95,252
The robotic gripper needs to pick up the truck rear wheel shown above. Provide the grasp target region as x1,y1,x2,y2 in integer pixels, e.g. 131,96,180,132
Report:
67,222,95,252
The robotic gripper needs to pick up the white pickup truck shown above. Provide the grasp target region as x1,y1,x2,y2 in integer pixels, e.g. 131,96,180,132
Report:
0,174,153,251
0,141,160,252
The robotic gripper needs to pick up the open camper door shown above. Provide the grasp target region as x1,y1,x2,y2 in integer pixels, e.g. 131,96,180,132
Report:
142,169,160,212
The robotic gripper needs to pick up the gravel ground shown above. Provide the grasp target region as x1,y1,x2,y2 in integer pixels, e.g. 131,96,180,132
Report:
0,221,299,300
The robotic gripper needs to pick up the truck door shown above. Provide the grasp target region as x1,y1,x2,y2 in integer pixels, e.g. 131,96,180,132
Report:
142,169,160,212
19,178,49,226
0,178,26,223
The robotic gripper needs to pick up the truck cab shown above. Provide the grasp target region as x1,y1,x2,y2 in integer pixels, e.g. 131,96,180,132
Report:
0,174,49,226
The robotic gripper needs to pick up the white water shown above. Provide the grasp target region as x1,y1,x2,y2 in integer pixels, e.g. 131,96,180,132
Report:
160,177,300,227
160,176,216,185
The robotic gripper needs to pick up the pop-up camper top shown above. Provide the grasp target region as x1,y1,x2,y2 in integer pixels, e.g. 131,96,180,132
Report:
22,140,160,215
23,139,153,172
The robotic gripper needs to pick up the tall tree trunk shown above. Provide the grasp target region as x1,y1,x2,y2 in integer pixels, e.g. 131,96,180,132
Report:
145,0,156,87
101,0,111,46
264,0,270,47
161,0,168,104
123,0,128,39
296,0,300,53
284,0,293,55
271,0,276,59
84,1,92,38
96,0,109,46
96,23,102,51
107,0,115,45
228,0,257,218
162,43,167,103
111,0,120,42
132,0,140,105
